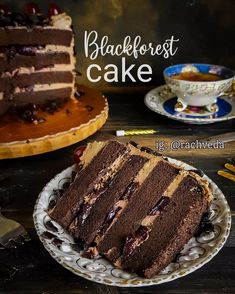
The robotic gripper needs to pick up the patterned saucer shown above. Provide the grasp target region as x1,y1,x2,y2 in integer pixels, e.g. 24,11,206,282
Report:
144,85,235,124
33,159,231,287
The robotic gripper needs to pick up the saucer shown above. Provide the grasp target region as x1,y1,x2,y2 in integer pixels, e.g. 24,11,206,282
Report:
144,85,235,125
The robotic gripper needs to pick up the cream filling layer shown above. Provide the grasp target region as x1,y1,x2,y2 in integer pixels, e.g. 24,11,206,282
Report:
0,44,74,56
95,156,162,245
0,38,75,70
0,45,74,59
140,171,188,227
1,64,75,78
75,142,212,263
80,141,108,169
14,83,74,94
0,25,72,32
69,144,131,231
94,145,164,245
84,152,129,204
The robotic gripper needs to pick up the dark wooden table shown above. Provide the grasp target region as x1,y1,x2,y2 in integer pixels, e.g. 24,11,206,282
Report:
0,91,235,293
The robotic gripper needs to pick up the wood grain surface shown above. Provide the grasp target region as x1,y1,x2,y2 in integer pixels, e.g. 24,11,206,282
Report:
0,91,234,293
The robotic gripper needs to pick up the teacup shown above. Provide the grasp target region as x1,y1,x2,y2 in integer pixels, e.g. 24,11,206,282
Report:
163,63,234,112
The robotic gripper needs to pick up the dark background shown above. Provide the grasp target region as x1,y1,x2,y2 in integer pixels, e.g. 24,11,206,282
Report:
4,0,235,89
0,2,235,292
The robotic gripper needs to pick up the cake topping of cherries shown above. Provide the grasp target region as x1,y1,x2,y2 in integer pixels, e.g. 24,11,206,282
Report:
74,146,86,164
0,3,62,27
48,3,62,17
24,3,40,15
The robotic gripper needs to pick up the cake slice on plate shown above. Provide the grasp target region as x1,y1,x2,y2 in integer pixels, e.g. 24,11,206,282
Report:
49,140,212,278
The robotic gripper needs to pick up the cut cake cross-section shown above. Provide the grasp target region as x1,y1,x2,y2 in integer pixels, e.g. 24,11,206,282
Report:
49,140,212,278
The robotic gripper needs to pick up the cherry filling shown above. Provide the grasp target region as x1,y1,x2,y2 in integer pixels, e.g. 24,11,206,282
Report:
73,145,86,164
0,45,45,58
48,3,62,17
79,186,109,225
149,196,170,215
121,181,139,200
98,206,122,235
123,226,150,258
121,196,171,257
24,3,40,14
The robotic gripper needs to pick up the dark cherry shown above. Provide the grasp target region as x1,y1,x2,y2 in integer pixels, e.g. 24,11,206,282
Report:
74,145,86,164
0,4,9,14
48,3,62,17
123,226,150,258
24,3,40,14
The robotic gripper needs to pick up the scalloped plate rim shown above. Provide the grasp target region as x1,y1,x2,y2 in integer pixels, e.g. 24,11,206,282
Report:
33,158,231,287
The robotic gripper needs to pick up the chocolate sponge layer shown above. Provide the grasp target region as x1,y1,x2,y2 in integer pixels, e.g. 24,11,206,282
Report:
9,87,72,105
48,141,212,279
0,52,70,71
0,72,73,91
49,141,128,228
121,176,209,278
0,28,72,46
72,155,148,244
97,161,179,262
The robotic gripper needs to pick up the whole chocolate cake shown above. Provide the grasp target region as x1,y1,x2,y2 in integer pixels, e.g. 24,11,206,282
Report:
49,140,212,278
0,3,75,117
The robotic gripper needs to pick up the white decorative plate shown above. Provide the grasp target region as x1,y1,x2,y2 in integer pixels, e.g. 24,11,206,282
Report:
144,85,235,125
33,159,231,287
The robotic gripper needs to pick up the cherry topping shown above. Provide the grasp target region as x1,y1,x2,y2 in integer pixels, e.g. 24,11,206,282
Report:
24,3,40,14
48,3,62,17
74,145,86,164
0,4,9,14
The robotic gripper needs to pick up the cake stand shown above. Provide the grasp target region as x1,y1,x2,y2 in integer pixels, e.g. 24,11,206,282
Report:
0,85,108,159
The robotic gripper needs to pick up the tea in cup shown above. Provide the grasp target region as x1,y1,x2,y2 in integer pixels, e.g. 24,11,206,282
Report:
164,63,234,112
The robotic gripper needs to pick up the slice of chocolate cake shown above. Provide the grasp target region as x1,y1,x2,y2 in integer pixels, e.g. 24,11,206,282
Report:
49,140,212,278
0,3,76,117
